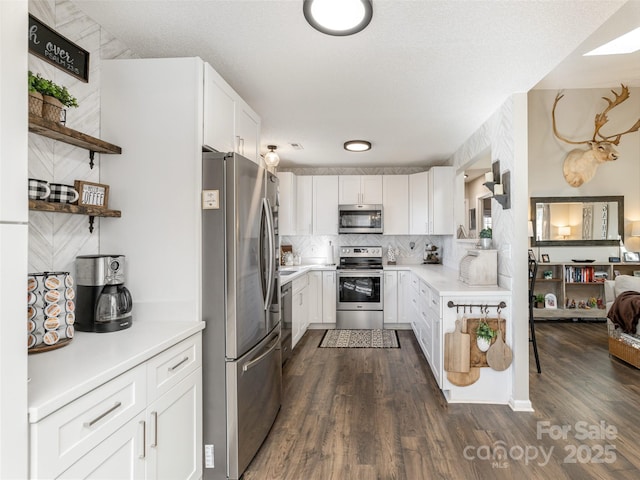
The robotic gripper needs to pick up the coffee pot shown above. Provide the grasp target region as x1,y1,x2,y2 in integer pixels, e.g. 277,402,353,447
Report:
75,255,133,332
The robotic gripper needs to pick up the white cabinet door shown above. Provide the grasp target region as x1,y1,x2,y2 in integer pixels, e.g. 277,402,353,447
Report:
313,176,339,235
236,99,260,163
428,167,454,234
146,369,202,480
409,171,428,234
338,175,382,204
361,175,383,204
383,271,398,324
57,412,146,480
382,175,409,234
397,271,412,324
292,286,308,348
338,176,361,204
322,272,336,324
203,63,236,154
308,271,323,325
277,172,296,236
296,176,313,235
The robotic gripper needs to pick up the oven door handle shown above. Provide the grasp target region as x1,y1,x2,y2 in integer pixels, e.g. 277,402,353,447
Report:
337,270,383,276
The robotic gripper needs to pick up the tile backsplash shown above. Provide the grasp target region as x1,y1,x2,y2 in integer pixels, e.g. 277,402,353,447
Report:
281,234,442,265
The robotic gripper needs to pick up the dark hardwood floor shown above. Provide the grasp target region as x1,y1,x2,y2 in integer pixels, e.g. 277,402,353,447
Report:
243,323,640,479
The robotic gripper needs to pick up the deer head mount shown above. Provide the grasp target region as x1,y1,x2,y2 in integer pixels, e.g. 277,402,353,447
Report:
552,84,640,187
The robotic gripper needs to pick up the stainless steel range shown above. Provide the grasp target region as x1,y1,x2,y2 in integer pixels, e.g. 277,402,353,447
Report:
336,246,383,329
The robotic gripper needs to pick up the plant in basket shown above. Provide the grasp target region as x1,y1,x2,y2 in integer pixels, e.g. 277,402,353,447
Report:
28,71,78,123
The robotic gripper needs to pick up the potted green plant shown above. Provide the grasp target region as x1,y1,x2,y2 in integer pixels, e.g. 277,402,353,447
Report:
28,71,44,117
534,293,545,308
28,71,78,123
479,227,492,249
475,320,496,352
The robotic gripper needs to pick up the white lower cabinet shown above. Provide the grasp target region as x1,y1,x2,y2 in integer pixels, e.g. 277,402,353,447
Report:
308,271,323,325
30,334,202,480
397,270,412,323
383,271,398,324
292,274,309,348
322,271,336,324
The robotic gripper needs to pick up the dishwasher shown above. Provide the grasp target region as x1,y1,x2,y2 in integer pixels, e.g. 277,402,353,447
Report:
280,282,292,365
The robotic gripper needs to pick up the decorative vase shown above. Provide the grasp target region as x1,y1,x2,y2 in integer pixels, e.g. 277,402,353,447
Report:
477,336,491,352
29,91,43,117
479,238,492,249
42,95,63,123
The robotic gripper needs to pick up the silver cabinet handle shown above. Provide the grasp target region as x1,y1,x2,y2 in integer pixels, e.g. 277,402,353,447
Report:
84,401,122,427
139,420,146,459
168,356,189,372
151,411,158,447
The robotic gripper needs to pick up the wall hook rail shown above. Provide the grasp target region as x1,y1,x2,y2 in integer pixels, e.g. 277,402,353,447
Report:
447,300,507,314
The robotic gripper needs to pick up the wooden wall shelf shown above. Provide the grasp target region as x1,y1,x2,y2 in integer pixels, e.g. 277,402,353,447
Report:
29,200,121,233
28,114,122,168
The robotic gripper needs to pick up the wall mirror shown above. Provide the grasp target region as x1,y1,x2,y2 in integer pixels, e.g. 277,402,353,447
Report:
457,149,492,239
530,196,624,246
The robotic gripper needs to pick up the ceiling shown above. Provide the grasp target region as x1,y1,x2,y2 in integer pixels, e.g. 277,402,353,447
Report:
72,0,639,168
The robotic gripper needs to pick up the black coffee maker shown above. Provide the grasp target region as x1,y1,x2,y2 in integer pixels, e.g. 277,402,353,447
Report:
75,254,133,332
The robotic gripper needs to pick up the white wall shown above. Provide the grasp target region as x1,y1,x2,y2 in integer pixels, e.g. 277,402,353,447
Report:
528,88,640,260
446,94,531,411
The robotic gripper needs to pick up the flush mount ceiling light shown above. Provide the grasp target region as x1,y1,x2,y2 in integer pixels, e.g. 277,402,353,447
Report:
303,0,373,36
344,140,371,152
264,145,280,167
584,27,640,56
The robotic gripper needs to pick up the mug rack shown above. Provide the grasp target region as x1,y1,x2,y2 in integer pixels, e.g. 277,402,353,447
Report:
446,300,507,314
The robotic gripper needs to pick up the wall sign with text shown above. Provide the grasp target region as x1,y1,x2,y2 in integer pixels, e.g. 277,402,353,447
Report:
28,14,90,82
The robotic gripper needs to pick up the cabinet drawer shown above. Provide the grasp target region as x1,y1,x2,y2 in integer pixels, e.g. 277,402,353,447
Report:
146,334,202,402
30,364,146,478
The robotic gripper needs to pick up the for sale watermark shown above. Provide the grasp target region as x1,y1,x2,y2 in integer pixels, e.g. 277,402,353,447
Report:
462,420,618,469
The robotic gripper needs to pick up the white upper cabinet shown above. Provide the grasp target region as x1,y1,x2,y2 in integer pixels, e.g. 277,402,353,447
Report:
409,171,429,235
235,99,260,163
277,172,297,236
313,175,339,235
203,64,236,154
203,63,261,164
382,175,409,234
427,166,454,235
338,175,382,204
296,176,313,236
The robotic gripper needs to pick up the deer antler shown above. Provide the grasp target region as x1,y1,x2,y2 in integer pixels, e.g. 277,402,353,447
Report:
592,84,640,144
552,92,591,145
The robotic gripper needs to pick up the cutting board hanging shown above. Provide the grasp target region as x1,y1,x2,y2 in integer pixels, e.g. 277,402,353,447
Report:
486,315,512,371
465,317,506,367
447,367,480,387
444,318,470,373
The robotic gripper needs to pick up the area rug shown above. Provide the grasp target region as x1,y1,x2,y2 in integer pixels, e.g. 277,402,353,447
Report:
318,329,400,348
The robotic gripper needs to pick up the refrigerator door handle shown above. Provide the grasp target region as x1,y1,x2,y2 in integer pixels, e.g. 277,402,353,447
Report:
262,198,275,311
242,333,280,372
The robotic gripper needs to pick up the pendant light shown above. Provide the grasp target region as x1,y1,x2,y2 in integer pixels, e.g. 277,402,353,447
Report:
264,145,280,168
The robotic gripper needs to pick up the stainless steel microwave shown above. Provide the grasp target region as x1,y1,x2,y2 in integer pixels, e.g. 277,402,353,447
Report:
338,204,383,234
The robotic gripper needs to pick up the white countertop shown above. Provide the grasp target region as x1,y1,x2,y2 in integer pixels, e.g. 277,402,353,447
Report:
28,320,205,423
280,264,336,284
384,264,509,295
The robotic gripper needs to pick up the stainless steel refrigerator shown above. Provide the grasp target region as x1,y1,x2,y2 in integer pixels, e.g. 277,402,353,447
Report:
201,152,281,480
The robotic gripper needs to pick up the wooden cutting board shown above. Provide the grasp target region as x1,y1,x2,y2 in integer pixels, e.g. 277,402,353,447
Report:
465,318,506,367
444,319,470,373
447,368,480,386
486,323,513,371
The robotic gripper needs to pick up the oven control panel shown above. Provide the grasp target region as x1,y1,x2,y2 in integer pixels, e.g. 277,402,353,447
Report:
339,246,382,258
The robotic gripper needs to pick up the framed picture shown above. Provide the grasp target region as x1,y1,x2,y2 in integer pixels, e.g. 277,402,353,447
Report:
74,180,109,208
528,249,536,262
609,256,621,263
614,269,621,278
623,251,640,263
541,254,550,263
545,293,557,309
